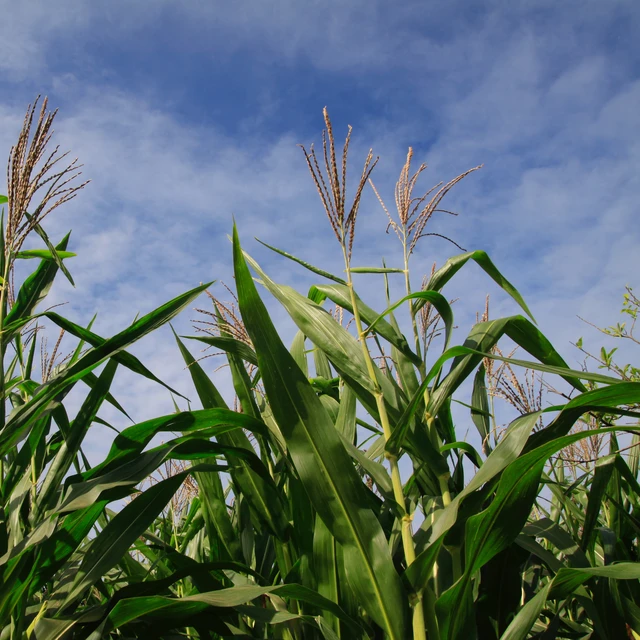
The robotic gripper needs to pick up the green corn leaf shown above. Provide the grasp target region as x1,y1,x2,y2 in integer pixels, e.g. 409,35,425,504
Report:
550,562,640,600
68,313,97,366
471,364,492,454
305,291,334,380
170,332,243,561
107,558,262,599
434,413,640,636
339,432,393,496
45,312,190,401
23,324,39,381
290,330,309,377
2,233,71,343
349,267,405,274
234,225,409,639
436,440,547,638
335,383,356,443
440,441,483,469
184,334,258,366
424,250,535,322
80,370,131,419
56,449,186,513
406,384,640,595
23,212,75,286
522,518,589,568
368,290,454,353
244,251,401,421
313,515,340,636
515,534,565,573
29,501,108,595
35,359,119,517
14,249,76,261
527,381,640,450
174,331,291,542
499,584,552,640
86,408,264,481
94,582,362,636
215,302,264,418
61,469,202,606
388,315,595,456
172,327,227,409
288,474,316,591
427,316,589,421
0,209,4,279
255,238,347,284
0,282,212,456
312,283,421,366
581,454,617,554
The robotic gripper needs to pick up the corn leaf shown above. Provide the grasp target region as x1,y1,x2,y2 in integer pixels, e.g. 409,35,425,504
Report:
234,226,409,639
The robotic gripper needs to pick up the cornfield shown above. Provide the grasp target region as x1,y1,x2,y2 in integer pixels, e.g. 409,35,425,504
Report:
1,98,639,639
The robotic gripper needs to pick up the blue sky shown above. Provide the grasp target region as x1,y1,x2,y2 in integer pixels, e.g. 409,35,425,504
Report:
1,0,639,462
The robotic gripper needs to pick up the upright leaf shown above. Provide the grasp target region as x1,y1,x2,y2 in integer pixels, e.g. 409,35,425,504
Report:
234,227,409,639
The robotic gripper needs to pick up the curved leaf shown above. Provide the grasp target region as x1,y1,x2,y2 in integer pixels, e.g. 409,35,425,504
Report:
424,250,534,322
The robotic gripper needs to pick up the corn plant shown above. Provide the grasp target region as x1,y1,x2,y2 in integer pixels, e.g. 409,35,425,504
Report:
0,101,259,639
1,100,640,639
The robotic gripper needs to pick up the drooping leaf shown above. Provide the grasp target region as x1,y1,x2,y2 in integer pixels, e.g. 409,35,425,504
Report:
424,250,535,322
23,211,76,285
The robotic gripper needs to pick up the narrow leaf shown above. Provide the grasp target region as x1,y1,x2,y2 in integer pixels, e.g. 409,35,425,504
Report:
256,238,347,284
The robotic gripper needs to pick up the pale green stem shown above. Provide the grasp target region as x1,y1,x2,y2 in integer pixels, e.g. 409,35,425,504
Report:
170,502,180,551
403,245,424,373
402,234,453,636
341,242,427,640
489,392,497,450
0,256,9,431
0,250,11,490
282,542,303,640
423,584,440,640
449,545,462,582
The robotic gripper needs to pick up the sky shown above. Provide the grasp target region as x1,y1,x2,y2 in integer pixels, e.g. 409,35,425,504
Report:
1,0,639,465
